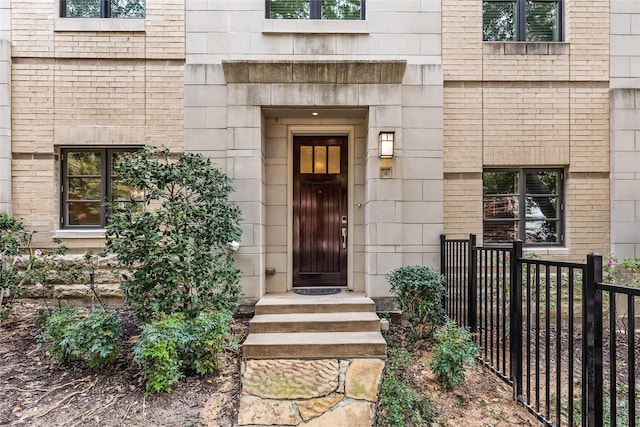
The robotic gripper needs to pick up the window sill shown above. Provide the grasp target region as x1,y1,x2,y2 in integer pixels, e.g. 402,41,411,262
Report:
262,19,368,34
523,246,570,257
53,229,106,239
55,18,145,32
483,42,569,56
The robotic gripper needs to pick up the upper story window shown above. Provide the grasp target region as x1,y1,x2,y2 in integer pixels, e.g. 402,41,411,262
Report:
266,0,365,20
483,169,564,246
60,0,145,18
61,148,143,229
483,0,562,42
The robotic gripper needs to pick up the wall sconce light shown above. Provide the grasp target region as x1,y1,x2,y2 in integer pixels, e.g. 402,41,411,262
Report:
378,131,395,159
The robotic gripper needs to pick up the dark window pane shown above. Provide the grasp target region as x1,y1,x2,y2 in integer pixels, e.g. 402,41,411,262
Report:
64,0,100,17
484,221,519,243
526,219,558,243
483,1,516,41
67,152,101,176
483,171,518,195
484,196,520,219
68,177,102,200
526,1,558,41
68,202,102,225
110,0,145,18
269,0,311,19
112,179,143,201
525,170,558,195
322,0,362,20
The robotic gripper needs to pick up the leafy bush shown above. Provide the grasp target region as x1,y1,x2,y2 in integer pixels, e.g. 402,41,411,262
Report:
1,213,84,319
134,309,232,394
387,265,446,338
428,319,480,390
40,306,124,368
604,254,640,288
105,146,242,324
378,346,439,426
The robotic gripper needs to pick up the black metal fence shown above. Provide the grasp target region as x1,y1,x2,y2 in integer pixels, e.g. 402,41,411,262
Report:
440,234,640,427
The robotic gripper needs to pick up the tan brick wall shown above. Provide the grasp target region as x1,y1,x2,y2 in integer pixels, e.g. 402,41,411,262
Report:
442,0,611,258
11,0,185,60
443,173,483,240
482,82,571,166
565,172,610,258
10,0,185,247
443,83,482,173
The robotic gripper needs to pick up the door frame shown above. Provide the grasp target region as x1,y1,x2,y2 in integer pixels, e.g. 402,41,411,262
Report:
287,125,355,290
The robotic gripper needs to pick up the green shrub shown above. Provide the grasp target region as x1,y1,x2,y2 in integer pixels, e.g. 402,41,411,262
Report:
105,146,242,324
378,347,439,427
387,265,446,338
134,314,188,394
40,306,124,368
428,319,480,390
133,310,233,394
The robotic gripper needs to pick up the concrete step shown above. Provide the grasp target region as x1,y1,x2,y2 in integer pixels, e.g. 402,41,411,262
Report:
249,311,381,333
242,331,387,359
254,296,375,315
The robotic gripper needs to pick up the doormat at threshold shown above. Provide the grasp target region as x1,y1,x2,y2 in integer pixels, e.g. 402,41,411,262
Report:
293,288,342,296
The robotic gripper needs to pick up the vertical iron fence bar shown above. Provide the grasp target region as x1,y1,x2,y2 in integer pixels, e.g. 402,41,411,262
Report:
490,249,495,365
452,240,457,323
463,239,468,327
610,291,617,427
502,249,507,375
536,262,541,412
627,294,635,427
510,240,523,399
568,267,575,427
468,234,477,332
484,249,489,360
584,253,603,427
545,265,551,419
526,261,532,406
555,267,562,426
440,234,446,314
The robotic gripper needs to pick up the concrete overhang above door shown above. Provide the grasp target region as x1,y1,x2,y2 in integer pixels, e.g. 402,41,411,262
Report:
221,60,407,84
263,107,367,120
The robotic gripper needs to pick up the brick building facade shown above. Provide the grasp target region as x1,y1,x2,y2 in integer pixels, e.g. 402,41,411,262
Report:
1,0,638,304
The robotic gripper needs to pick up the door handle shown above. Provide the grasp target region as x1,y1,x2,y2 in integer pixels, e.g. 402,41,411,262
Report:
341,227,347,249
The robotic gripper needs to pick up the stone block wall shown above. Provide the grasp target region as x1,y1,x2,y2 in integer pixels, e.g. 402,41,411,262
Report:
0,1,10,214
442,0,611,259
610,0,640,259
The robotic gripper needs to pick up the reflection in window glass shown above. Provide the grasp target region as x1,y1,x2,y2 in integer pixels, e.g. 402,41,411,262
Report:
328,146,340,174
300,146,313,174
483,169,563,245
483,1,516,41
267,0,363,20
314,146,327,174
62,148,142,228
483,0,560,41
61,0,145,18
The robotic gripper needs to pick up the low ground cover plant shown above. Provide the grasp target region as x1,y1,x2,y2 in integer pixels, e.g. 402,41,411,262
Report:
40,306,124,368
428,319,480,390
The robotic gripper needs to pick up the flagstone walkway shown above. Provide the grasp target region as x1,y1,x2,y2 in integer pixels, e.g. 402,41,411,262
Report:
236,358,385,426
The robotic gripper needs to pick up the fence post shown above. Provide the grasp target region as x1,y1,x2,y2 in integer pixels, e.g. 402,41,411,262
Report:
468,234,477,332
510,240,523,400
584,253,603,427
440,234,446,276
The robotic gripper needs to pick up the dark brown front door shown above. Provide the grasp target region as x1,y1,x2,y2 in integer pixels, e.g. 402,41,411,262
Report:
293,135,348,287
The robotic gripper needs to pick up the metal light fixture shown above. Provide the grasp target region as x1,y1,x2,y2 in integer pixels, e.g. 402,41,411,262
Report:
378,131,395,159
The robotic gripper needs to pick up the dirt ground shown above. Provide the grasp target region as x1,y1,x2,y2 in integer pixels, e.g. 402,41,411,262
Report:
1,303,539,427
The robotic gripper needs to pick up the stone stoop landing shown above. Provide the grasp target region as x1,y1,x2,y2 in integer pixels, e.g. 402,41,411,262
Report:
242,292,387,359
236,358,385,427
